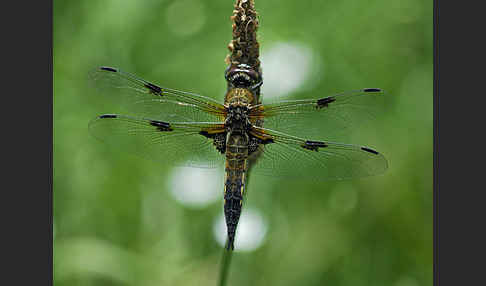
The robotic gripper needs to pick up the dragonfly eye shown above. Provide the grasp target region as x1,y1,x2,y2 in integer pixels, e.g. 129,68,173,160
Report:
232,73,252,87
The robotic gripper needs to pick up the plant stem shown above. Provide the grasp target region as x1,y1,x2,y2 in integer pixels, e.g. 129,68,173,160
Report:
218,244,234,286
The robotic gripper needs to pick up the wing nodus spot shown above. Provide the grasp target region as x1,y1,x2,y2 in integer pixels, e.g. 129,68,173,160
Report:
316,97,336,109
144,82,162,94
303,140,328,151
150,120,173,131
361,147,379,155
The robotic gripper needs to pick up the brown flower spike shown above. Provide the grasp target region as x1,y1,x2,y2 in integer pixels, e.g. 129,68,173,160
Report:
226,0,262,98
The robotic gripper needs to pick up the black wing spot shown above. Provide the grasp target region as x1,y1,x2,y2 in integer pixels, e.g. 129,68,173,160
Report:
150,120,173,131
200,131,226,154
100,66,117,72
98,114,117,119
248,134,274,145
261,138,274,144
361,147,379,155
303,140,328,151
316,97,336,109
363,88,381,93
144,82,162,94
199,130,211,138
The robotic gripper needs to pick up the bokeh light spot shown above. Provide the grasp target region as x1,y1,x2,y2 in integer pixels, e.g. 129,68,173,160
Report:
168,165,223,209
260,42,321,99
166,0,206,37
213,208,267,252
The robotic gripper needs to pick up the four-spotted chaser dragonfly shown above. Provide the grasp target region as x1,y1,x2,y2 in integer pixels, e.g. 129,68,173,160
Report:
89,65,388,250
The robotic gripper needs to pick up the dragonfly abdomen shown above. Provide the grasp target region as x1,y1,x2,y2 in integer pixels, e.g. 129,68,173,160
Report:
224,133,249,250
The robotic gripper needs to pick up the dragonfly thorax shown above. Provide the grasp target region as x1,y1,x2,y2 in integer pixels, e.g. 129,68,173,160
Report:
225,104,251,133
225,87,255,106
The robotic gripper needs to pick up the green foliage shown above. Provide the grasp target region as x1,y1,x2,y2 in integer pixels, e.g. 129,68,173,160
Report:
54,0,432,285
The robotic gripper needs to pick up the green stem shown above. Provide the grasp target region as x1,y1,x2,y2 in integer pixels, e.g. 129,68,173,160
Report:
218,243,234,286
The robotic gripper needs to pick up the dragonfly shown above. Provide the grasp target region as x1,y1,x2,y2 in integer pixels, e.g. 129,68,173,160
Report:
89,64,388,250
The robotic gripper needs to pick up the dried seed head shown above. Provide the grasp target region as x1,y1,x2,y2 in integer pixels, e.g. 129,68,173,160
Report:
226,0,260,73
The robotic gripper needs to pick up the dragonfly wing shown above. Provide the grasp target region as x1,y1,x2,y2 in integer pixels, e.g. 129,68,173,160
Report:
249,88,385,140
89,114,226,168
249,126,388,180
89,66,226,123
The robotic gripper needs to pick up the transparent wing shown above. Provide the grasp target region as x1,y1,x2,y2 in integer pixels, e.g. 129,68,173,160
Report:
249,126,388,180
249,88,385,140
89,66,227,123
89,114,226,168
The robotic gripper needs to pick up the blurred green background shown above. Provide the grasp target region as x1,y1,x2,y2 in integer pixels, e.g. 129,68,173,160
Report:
53,0,432,285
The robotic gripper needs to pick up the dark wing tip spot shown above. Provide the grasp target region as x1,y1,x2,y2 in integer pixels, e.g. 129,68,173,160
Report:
100,66,118,72
363,88,382,93
99,114,117,119
361,147,379,155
